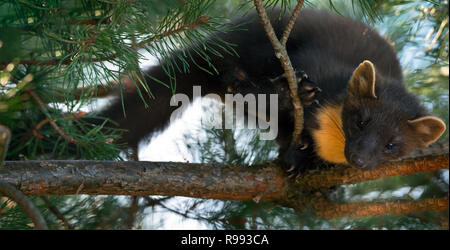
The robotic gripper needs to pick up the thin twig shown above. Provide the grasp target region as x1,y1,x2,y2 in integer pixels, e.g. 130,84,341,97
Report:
19,118,50,141
253,0,283,52
0,181,48,229
143,196,173,206
40,196,72,229
18,0,59,10
280,0,304,46
130,17,206,50
151,197,213,222
31,119,50,139
27,90,78,144
124,196,139,229
69,16,112,26
253,0,305,145
19,111,86,143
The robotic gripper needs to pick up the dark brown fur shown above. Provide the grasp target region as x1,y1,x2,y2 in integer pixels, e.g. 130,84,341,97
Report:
94,9,446,174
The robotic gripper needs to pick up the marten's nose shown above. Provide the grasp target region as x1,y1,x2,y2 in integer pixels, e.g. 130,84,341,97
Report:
350,154,365,168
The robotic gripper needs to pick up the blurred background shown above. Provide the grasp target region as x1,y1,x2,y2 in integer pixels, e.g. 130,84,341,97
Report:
0,0,448,229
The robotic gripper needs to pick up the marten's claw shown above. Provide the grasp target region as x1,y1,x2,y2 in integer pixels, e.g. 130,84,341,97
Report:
287,165,296,172
298,78,321,107
299,144,308,150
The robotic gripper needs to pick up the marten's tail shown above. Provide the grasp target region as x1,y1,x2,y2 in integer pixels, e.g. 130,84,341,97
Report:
91,57,229,152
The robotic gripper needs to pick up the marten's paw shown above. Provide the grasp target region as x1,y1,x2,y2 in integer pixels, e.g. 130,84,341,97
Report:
284,146,313,178
297,71,321,107
270,70,321,108
283,134,318,178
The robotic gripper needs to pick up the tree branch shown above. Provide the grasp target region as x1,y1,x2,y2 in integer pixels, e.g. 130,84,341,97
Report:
27,90,78,144
253,0,305,145
0,181,48,230
124,196,139,229
0,160,286,200
0,147,447,219
280,0,304,46
40,196,72,229
314,197,449,219
295,154,449,191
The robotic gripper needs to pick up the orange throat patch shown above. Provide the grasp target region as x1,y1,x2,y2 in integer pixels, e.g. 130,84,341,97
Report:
312,104,348,164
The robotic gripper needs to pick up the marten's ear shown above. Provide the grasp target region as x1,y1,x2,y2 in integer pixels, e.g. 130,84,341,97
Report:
408,116,446,147
348,60,377,99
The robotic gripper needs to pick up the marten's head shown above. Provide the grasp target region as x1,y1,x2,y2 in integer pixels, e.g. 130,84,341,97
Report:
340,60,446,169
312,60,446,169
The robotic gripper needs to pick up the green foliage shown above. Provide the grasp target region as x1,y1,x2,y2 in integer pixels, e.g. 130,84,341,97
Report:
0,195,148,229
378,0,449,139
0,0,238,160
309,0,384,22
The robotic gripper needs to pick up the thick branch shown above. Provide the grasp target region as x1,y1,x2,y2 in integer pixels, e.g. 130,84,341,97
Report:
0,151,447,216
0,161,286,201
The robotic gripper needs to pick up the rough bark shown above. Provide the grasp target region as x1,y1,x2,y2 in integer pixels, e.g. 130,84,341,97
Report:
0,144,448,219
0,160,287,201
314,197,449,219
295,154,449,191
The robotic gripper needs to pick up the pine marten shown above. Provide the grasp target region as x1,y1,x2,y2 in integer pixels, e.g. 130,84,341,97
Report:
94,9,446,175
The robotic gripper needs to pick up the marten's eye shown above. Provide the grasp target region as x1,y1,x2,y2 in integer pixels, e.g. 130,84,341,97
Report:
356,119,368,129
357,121,364,129
384,143,395,152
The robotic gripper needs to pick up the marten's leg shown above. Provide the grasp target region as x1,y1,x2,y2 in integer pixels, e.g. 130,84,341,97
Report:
273,71,324,176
